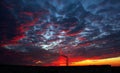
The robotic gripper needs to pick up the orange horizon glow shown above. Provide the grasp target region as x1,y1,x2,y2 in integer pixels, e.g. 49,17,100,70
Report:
43,56,120,66
70,56,120,66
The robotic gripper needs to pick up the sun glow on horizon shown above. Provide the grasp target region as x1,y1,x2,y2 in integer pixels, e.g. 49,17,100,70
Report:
70,57,120,66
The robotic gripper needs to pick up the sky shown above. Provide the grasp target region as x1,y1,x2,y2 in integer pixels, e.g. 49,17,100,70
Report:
0,0,120,66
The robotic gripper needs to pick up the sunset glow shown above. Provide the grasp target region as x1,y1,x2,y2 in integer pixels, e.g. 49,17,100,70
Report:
70,57,120,66
0,0,120,66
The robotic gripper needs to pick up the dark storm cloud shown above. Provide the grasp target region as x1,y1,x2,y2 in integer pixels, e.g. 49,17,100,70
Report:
0,0,120,65
0,46,59,65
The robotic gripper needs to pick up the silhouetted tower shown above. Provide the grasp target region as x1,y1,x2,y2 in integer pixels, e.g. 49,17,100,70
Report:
59,48,69,66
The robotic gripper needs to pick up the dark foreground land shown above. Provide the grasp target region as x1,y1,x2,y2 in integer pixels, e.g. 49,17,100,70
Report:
0,65,119,73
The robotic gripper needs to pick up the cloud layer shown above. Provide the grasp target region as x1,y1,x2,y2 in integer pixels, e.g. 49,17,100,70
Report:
0,0,120,66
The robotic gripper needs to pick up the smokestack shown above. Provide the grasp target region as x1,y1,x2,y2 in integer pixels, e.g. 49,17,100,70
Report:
59,48,69,66
61,55,69,66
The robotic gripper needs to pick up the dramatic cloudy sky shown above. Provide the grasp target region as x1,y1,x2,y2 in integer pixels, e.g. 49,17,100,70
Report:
0,0,120,66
